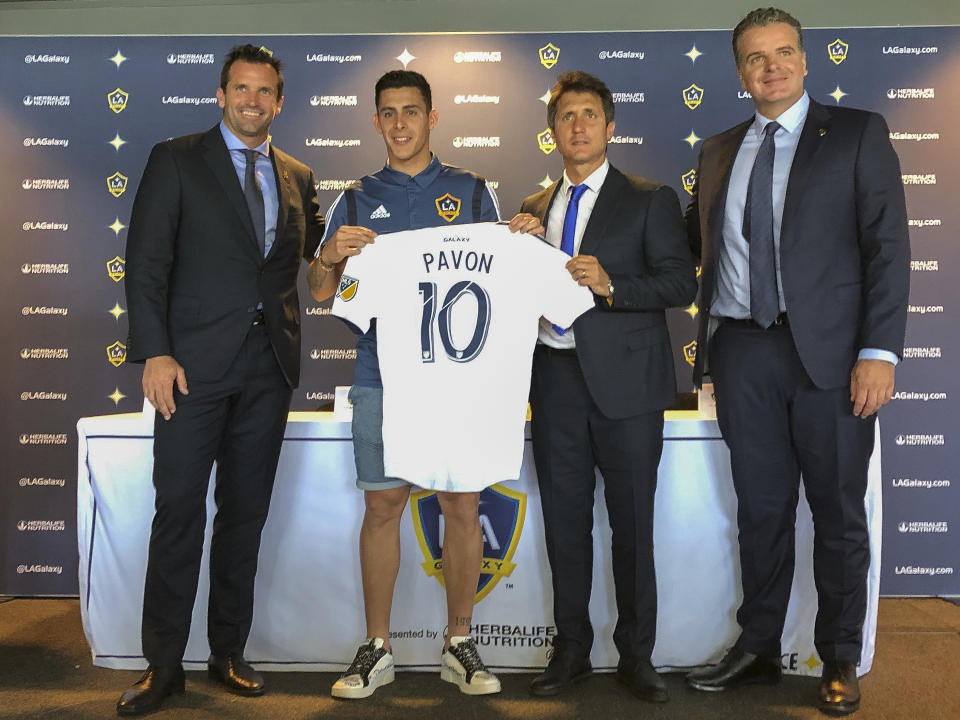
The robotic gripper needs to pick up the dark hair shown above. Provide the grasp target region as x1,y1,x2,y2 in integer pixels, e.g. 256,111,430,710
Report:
220,44,284,98
732,7,804,65
374,70,432,111
546,70,615,129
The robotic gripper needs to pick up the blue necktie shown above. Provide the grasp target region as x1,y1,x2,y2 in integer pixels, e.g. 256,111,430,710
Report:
743,121,781,328
554,183,588,335
243,149,266,257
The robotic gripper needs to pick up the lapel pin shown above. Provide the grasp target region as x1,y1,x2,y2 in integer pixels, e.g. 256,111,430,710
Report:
818,128,828,137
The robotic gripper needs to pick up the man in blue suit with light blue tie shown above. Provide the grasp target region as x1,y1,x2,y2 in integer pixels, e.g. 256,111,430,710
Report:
685,8,909,716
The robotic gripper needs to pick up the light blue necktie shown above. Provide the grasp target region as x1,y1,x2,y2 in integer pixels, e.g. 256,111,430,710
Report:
554,183,588,335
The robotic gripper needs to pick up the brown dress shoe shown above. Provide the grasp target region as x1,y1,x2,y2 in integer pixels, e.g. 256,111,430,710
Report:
819,660,860,716
207,653,266,696
116,665,185,716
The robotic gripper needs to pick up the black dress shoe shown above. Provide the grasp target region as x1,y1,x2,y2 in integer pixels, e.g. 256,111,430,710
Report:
116,665,185,716
207,653,266,696
530,652,592,696
616,658,668,703
686,647,781,691
818,660,860,716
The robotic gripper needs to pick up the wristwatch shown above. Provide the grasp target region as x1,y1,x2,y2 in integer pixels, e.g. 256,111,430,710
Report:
607,280,615,298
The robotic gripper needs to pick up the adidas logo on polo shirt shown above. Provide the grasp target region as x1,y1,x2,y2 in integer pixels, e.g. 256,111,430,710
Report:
370,204,391,219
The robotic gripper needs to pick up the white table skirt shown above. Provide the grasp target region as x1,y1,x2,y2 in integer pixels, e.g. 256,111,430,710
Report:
77,410,881,676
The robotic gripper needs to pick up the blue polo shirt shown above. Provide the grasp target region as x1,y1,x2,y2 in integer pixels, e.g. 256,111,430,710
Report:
320,155,501,387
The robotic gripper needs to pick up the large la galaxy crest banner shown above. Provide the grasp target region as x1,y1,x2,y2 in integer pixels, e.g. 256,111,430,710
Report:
1,28,957,596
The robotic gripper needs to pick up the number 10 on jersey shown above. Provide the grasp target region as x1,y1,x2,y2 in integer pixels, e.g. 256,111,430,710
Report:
419,281,491,363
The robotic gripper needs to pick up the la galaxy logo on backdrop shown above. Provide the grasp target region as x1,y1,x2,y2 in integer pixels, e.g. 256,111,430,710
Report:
683,84,704,110
538,43,560,69
107,172,128,198
412,484,526,602
827,39,849,65
107,88,129,114
106,256,125,282
537,129,556,155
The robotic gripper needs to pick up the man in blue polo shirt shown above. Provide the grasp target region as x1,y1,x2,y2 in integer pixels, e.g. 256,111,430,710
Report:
307,70,501,699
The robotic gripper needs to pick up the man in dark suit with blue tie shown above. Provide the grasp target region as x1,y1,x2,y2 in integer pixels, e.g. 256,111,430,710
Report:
511,70,697,703
684,9,909,715
118,44,324,716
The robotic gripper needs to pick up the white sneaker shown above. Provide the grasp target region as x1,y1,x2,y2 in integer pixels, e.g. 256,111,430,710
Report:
440,636,501,695
331,637,395,699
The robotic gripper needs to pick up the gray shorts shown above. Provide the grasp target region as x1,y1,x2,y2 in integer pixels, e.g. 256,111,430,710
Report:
348,385,410,491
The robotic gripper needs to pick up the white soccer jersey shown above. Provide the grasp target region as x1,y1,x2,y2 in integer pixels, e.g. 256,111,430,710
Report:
332,222,594,492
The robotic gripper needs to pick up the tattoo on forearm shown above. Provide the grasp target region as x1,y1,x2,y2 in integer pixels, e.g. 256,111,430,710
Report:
455,615,472,628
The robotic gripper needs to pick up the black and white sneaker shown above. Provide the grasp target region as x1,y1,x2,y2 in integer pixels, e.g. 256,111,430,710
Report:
331,637,395,699
440,636,501,695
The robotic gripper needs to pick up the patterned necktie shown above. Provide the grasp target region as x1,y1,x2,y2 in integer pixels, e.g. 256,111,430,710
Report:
554,183,589,335
243,149,266,257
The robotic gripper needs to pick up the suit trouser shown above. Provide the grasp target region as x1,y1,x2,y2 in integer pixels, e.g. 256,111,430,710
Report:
141,323,292,668
709,320,875,664
530,346,663,663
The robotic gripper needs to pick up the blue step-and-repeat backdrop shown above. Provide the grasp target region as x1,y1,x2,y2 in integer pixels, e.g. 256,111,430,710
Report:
1,28,957,597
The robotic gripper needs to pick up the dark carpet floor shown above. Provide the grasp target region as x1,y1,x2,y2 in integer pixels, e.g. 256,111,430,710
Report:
1,597,958,719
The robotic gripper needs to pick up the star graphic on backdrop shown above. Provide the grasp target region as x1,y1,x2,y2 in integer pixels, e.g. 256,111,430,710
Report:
685,303,699,319
684,130,702,149
109,50,127,68
108,302,126,321
108,133,127,152
538,175,554,190
803,654,822,671
108,387,126,406
684,45,704,64
539,89,553,105
109,217,127,236
829,84,848,104
395,47,416,69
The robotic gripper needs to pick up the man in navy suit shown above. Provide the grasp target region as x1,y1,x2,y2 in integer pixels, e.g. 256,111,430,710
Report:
119,44,323,716
511,70,697,703
684,9,909,716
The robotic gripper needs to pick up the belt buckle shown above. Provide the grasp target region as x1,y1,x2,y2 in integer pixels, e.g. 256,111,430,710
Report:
772,312,788,326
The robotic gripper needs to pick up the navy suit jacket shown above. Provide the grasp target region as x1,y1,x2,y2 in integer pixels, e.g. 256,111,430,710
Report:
686,99,910,389
522,164,698,418
125,125,324,387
